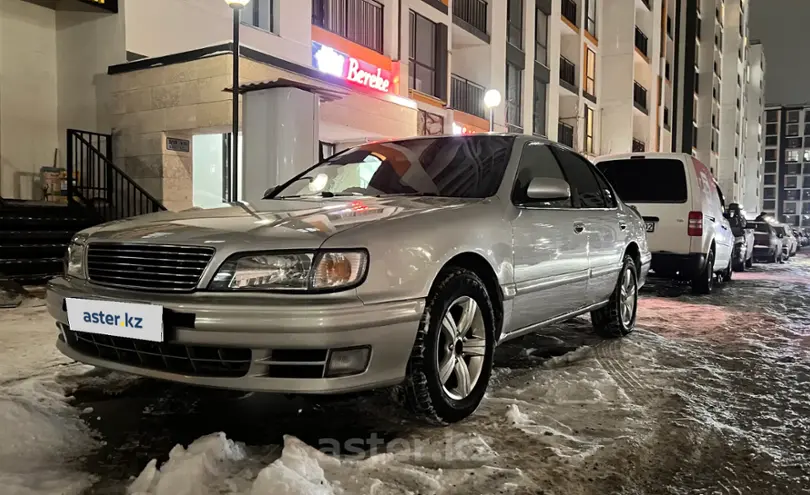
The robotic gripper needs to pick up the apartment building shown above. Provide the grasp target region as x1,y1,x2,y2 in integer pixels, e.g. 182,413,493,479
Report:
760,105,810,227
742,41,765,215
0,0,760,210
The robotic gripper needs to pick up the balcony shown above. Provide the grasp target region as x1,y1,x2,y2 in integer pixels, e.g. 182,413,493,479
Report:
634,27,649,58
560,56,577,93
632,138,646,152
561,0,578,28
453,0,488,40
558,121,575,148
312,0,384,53
633,81,648,114
450,74,486,119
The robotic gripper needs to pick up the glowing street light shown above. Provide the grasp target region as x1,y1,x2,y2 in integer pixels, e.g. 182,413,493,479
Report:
483,89,501,132
224,0,251,202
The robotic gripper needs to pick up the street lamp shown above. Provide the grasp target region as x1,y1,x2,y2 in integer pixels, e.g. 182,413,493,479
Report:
483,89,502,132
225,0,251,202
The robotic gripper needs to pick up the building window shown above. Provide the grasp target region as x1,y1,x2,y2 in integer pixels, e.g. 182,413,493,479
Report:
766,110,779,123
764,174,776,185
409,11,437,97
664,107,670,127
533,79,547,136
585,0,597,37
584,48,596,97
243,0,273,31
665,61,671,81
787,176,799,188
763,200,776,210
784,202,798,214
765,162,777,173
584,106,595,154
787,124,800,137
787,150,801,163
666,16,672,38
785,189,801,200
507,0,524,50
766,123,778,136
766,136,778,146
805,150,810,162
788,110,800,123
506,62,523,128
787,137,803,149
313,0,383,52
764,187,776,200
535,8,548,65
765,149,777,161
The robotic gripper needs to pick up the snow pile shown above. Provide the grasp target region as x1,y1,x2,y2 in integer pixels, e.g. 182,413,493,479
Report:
250,436,336,495
505,404,533,426
0,369,99,495
128,433,247,495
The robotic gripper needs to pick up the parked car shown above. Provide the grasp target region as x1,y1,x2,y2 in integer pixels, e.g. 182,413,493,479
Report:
774,225,797,259
595,152,734,294
726,203,754,271
792,229,806,249
46,135,651,424
750,221,783,263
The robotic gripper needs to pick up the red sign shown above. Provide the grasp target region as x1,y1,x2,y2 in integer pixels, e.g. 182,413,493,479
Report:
313,42,392,93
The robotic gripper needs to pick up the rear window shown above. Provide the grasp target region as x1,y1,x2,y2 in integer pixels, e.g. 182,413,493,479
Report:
751,222,770,234
596,158,688,203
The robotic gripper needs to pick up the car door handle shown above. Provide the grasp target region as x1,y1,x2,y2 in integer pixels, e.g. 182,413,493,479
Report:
574,222,586,234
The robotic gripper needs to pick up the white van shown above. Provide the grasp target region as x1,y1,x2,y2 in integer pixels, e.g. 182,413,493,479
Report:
593,153,734,294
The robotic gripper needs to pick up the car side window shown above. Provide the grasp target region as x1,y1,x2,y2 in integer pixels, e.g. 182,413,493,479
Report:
550,147,607,208
591,168,618,208
512,142,573,208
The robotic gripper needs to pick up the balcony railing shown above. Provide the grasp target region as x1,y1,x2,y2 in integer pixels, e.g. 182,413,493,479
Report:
632,138,646,152
453,0,488,34
633,81,648,112
312,0,384,53
634,27,649,57
450,74,486,119
560,56,576,87
558,121,575,147
561,0,577,27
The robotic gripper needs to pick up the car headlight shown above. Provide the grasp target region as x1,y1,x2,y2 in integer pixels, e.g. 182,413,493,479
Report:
65,233,89,279
209,250,368,292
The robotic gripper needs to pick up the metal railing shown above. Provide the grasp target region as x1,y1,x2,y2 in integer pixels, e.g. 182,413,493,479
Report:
632,138,646,152
560,56,576,87
67,130,165,222
635,27,649,57
453,0,487,34
558,121,575,147
312,0,384,53
633,82,648,112
561,0,577,26
450,74,486,119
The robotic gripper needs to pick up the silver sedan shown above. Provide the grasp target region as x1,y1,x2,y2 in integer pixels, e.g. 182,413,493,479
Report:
47,135,650,424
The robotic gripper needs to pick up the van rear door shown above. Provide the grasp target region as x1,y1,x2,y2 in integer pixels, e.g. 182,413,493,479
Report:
596,157,692,255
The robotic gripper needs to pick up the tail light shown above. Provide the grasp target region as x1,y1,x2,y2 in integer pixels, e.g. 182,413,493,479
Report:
687,211,703,237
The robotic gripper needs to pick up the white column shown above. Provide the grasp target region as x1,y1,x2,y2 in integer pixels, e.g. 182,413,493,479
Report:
240,87,319,204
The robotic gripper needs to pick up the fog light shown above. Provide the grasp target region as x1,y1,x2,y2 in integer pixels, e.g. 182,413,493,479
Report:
325,346,370,377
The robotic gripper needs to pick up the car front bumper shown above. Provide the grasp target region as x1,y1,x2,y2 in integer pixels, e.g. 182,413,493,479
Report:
47,277,424,395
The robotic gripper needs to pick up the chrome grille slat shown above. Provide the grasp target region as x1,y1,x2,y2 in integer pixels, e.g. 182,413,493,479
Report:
87,243,214,292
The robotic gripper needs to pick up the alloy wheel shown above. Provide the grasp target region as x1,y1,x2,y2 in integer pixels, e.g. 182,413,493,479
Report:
619,267,637,327
437,296,487,401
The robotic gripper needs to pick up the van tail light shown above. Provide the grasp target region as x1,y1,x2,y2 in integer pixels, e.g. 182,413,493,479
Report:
687,211,703,237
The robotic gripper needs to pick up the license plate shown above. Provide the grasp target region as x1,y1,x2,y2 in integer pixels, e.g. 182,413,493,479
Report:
645,222,656,233
66,298,164,342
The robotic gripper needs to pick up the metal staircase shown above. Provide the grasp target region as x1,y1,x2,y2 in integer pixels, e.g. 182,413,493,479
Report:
0,130,166,282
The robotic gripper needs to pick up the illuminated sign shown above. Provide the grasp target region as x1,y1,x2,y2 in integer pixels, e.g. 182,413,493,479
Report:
312,42,391,93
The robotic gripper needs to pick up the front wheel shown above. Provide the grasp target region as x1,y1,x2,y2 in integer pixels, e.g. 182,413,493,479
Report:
692,250,714,295
591,255,638,338
401,267,496,424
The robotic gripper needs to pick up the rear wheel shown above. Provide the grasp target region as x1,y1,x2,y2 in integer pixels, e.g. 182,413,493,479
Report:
721,256,733,283
745,257,753,268
692,250,714,295
591,255,638,338
401,267,496,424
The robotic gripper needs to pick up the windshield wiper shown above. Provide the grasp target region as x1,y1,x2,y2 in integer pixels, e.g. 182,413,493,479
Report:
375,192,440,197
274,191,366,200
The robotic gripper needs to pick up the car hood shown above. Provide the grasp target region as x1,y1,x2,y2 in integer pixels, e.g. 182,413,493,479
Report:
84,196,476,249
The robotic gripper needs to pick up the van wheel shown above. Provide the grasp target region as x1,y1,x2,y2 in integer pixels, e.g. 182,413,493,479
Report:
721,257,733,283
745,257,753,269
692,250,714,295
591,255,638,338
400,267,496,424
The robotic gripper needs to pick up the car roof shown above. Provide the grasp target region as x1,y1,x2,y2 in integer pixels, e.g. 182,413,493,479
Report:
592,152,694,163
357,133,554,147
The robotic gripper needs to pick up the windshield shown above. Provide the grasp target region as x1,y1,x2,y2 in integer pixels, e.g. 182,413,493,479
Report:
270,136,515,199
774,226,787,235
596,158,687,203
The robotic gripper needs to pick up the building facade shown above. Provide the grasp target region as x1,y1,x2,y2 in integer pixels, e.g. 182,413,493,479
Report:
0,0,762,211
742,41,765,215
761,105,810,227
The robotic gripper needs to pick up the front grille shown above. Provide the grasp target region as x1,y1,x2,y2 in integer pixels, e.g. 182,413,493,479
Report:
87,243,214,292
62,328,251,378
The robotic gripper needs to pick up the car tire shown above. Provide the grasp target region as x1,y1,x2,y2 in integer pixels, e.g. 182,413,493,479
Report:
692,250,714,295
401,267,496,425
721,257,733,283
745,257,753,268
591,255,638,338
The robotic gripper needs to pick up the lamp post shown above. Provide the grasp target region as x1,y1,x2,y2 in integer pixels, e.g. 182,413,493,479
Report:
225,0,250,202
483,89,502,132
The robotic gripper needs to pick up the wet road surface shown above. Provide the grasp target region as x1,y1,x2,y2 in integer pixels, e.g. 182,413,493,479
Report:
62,254,810,493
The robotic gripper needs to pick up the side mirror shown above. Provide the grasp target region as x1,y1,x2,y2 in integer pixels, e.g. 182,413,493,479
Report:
526,177,571,201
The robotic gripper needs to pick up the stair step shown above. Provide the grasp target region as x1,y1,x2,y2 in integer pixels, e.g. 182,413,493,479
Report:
0,230,77,239
0,257,63,280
